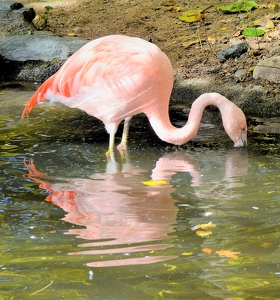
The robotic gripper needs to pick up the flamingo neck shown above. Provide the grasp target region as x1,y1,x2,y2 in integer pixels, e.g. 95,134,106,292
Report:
147,93,229,145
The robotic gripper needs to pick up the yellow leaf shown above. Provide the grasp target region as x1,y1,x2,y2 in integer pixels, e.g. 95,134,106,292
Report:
0,92,4,95
268,2,280,11
142,180,168,186
67,32,77,37
220,27,228,30
195,230,212,237
179,9,204,23
182,252,192,256
191,221,216,231
215,250,240,259
149,250,155,253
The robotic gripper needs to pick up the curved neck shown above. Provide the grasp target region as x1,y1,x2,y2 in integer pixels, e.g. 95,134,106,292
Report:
147,93,230,145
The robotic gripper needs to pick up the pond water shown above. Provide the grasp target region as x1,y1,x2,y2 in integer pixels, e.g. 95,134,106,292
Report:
0,89,280,299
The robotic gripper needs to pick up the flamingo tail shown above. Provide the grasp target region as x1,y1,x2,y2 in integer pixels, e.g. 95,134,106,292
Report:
21,75,55,118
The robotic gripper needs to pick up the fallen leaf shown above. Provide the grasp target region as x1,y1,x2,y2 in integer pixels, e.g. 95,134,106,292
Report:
179,9,204,23
182,252,193,256
207,36,216,44
166,6,181,12
268,2,280,11
242,27,265,37
195,230,212,237
220,27,228,31
142,180,169,186
232,30,242,37
181,38,205,48
219,1,258,13
67,32,77,37
202,248,212,254
0,92,4,95
191,221,216,231
216,250,241,259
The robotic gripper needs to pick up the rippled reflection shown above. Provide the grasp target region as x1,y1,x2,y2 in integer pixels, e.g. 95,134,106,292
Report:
24,148,248,267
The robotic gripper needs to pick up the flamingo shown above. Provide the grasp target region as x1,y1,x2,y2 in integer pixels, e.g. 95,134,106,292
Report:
22,35,247,153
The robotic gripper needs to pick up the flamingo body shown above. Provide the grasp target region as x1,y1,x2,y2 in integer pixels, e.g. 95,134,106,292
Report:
22,35,247,150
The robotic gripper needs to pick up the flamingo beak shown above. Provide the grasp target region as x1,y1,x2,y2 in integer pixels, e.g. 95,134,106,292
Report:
234,128,247,147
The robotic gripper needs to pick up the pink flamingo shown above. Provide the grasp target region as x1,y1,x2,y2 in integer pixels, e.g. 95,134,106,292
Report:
22,35,247,153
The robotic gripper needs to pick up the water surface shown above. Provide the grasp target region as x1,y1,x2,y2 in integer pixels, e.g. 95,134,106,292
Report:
0,89,280,299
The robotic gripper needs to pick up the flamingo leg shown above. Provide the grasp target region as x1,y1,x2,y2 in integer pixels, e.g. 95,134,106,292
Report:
106,132,116,159
117,117,132,151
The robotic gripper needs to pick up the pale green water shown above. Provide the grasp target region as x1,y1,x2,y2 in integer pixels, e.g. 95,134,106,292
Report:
0,89,280,299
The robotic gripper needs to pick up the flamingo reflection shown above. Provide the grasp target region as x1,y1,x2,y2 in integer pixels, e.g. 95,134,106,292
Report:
24,149,247,267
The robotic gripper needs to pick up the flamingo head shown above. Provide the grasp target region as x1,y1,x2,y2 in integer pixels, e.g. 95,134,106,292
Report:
222,106,247,147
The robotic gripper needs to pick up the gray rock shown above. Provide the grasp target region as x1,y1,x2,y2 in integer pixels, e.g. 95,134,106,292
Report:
217,43,248,62
0,34,87,61
269,46,280,55
0,1,35,40
253,56,280,83
234,69,247,81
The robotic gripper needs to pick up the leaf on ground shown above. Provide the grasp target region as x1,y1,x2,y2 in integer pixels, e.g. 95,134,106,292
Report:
179,9,204,23
207,36,216,44
181,38,205,48
242,27,265,37
195,230,212,237
67,32,77,37
166,6,181,12
268,2,280,11
219,1,258,13
191,221,216,231
216,250,241,259
253,18,275,29
202,248,213,254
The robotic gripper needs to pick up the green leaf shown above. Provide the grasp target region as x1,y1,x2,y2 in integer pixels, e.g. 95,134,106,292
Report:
219,1,258,13
44,6,54,13
242,27,265,37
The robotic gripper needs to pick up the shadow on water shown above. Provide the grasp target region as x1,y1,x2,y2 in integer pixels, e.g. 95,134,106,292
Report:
1,88,280,299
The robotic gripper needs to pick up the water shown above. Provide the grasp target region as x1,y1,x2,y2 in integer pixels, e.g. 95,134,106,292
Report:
0,89,280,299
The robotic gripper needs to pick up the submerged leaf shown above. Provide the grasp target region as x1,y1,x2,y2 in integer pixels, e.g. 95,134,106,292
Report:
219,1,258,13
191,221,216,231
216,250,241,259
202,248,213,254
195,230,212,237
142,180,169,186
242,27,265,37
